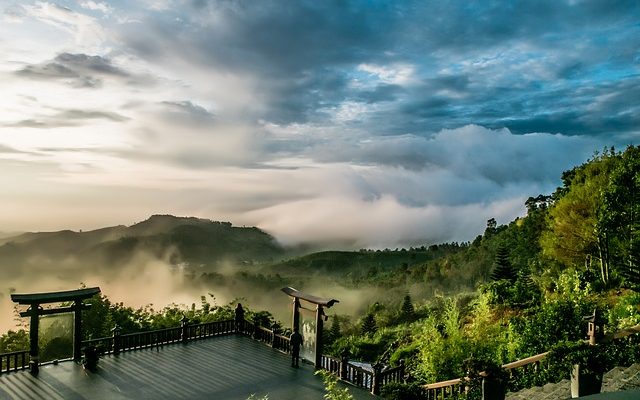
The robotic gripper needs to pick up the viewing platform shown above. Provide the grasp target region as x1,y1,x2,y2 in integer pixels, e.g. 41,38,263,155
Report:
0,334,374,400
0,287,394,399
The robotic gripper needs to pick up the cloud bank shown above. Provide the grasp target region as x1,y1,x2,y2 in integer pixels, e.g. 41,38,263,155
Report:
0,0,637,248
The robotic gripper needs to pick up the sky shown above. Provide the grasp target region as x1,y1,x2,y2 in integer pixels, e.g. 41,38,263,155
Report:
0,0,638,248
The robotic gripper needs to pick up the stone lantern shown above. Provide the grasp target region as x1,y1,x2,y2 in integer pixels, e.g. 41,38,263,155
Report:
584,309,605,345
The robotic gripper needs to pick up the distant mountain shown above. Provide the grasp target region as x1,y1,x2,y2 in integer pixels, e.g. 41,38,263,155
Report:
0,215,284,274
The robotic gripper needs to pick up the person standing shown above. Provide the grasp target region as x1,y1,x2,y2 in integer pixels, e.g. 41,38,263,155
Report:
234,303,245,332
290,328,303,368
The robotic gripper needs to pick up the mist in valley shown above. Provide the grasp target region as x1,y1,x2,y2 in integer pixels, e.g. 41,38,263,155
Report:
0,247,407,334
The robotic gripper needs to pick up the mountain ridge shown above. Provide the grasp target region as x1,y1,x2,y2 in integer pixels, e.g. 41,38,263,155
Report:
0,215,285,273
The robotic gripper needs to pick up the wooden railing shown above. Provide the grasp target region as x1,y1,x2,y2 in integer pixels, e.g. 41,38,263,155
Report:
272,333,291,353
319,353,405,395
344,362,374,391
0,350,29,373
503,351,550,391
240,320,291,354
423,377,466,399
379,362,406,386
320,354,341,373
421,352,551,399
80,319,263,355
186,319,235,340
82,336,114,353
120,326,183,351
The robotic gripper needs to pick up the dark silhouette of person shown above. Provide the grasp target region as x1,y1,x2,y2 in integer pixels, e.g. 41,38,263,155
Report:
290,328,303,367
235,303,245,332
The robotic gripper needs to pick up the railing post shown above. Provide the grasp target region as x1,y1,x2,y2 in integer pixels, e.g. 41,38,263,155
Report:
340,350,349,380
399,359,406,382
112,325,122,355
181,316,189,344
372,362,383,395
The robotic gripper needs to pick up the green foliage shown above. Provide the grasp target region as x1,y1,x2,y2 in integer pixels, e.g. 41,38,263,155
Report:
400,294,415,322
540,148,640,287
0,329,28,353
315,370,353,400
411,299,472,382
509,296,596,356
380,382,424,400
325,315,341,345
548,341,608,375
329,328,398,362
608,290,640,329
361,312,377,336
600,146,640,288
490,246,516,282
483,278,539,309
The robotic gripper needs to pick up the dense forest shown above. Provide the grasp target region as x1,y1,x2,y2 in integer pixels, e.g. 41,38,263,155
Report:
1,146,640,397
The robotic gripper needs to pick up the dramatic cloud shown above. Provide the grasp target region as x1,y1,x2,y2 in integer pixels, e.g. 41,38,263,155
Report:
0,0,637,248
17,53,129,87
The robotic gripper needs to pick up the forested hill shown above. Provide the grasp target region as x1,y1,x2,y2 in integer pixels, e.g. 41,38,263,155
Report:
315,146,640,391
269,146,640,297
0,215,284,274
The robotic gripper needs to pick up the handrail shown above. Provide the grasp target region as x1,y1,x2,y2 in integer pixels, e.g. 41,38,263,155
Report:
502,351,549,370
423,377,462,390
344,362,374,390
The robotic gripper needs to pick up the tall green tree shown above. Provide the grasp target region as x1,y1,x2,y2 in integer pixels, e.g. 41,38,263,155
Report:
600,146,640,287
541,149,618,285
361,313,377,336
490,245,517,282
400,294,415,322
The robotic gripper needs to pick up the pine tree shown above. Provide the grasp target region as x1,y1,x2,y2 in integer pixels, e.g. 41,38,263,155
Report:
490,245,517,282
328,316,341,343
620,249,640,290
361,313,377,335
400,294,415,321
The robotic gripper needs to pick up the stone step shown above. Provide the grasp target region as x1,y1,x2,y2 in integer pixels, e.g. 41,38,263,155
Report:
507,365,640,400
603,363,640,392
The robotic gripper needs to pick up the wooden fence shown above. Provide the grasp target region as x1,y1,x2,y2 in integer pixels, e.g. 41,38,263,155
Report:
0,350,29,373
318,353,405,395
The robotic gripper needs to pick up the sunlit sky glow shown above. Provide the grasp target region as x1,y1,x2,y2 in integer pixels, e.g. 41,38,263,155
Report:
0,0,638,248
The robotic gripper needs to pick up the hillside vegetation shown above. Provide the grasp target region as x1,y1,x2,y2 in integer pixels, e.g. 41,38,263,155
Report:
317,146,640,394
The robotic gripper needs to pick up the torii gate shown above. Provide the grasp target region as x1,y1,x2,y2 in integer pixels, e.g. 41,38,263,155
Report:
11,287,101,374
281,287,338,368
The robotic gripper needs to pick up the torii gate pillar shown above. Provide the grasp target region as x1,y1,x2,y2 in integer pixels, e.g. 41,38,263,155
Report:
282,287,338,368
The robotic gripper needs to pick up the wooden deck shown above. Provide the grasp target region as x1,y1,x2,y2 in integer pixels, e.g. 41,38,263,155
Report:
0,335,374,400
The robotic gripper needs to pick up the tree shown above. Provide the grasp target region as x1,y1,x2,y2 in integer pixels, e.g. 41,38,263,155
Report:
400,294,415,321
541,150,618,285
620,250,640,290
327,316,341,344
490,246,517,282
361,313,377,335
600,146,640,287
484,218,497,237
